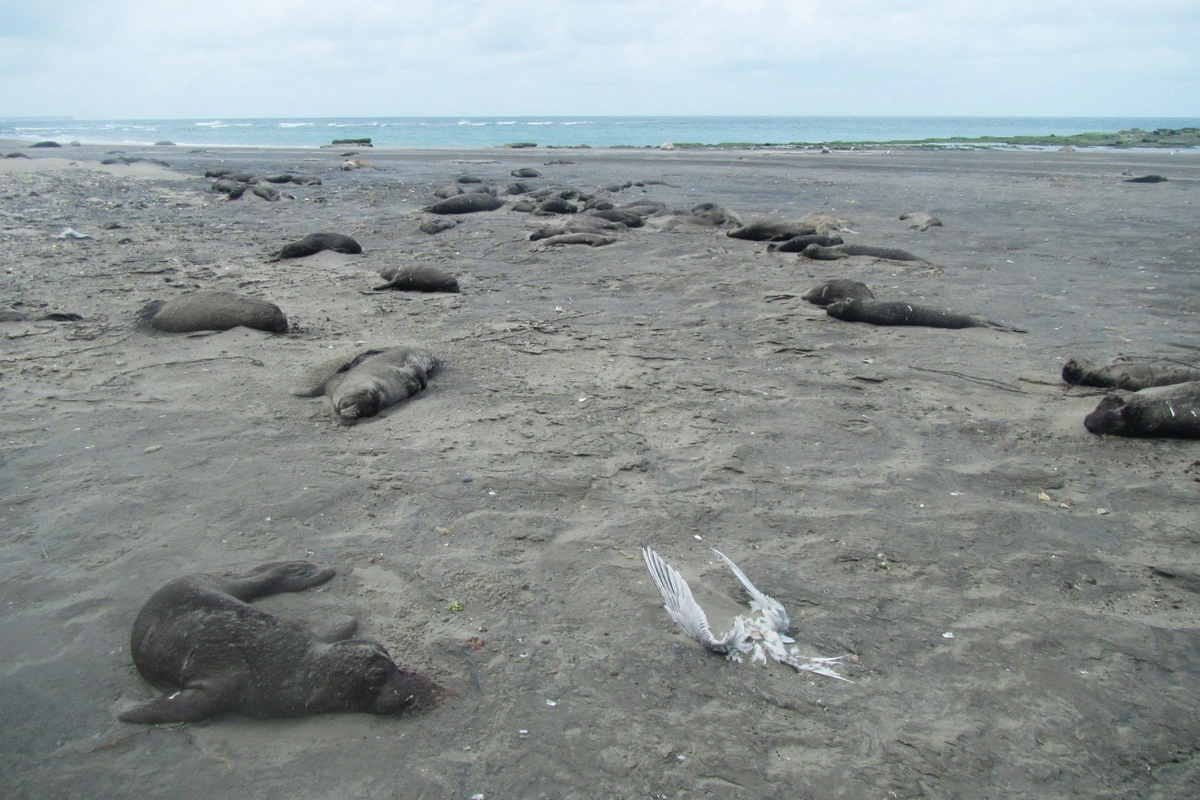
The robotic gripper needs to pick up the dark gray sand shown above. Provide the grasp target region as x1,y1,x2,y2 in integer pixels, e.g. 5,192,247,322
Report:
1,143,1198,799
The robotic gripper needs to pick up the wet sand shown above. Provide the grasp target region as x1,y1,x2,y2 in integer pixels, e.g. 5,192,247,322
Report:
2,141,1198,798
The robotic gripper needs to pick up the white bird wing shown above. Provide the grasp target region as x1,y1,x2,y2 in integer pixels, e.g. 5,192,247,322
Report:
643,547,743,653
710,548,790,633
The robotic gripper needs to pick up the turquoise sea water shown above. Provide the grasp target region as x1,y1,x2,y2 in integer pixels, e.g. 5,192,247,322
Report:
1,116,1198,149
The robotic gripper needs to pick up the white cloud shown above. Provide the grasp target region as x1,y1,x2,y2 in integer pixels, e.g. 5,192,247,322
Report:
0,0,1197,117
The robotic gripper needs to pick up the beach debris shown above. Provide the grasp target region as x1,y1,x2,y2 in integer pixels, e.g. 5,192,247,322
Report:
641,546,850,681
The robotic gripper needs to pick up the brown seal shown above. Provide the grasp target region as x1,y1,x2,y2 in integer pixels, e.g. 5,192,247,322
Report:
826,298,1024,332
294,347,441,424
373,265,460,293
424,194,505,214
141,291,288,334
802,280,875,307
1063,358,1200,391
274,233,363,260
767,234,844,252
1084,381,1200,438
803,244,923,262
727,220,817,241
119,561,438,724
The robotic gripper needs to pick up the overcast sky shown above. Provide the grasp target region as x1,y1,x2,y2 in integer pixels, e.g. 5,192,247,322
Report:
2,0,1197,119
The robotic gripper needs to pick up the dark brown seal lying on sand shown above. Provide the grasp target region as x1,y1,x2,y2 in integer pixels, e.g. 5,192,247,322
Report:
767,234,844,252
294,347,440,424
119,561,439,724
727,220,817,241
802,280,875,307
274,232,363,260
1084,382,1200,438
374,264,460,293
1124,175,1167,183
424,194,506,214
536,233,616,247
141,291,288,334
803,244,923,262
1063,358,1200,391
826,298,1024,331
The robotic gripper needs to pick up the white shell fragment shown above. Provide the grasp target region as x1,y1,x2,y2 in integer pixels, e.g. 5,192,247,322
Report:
642,546,851,681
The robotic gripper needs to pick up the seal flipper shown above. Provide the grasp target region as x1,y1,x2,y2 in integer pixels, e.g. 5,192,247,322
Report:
119,685,227,724
220,561,336,601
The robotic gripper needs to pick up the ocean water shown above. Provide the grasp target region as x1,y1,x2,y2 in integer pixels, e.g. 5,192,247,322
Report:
1,116,1197,150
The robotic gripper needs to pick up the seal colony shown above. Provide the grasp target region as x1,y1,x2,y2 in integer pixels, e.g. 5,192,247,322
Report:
120,561,439,723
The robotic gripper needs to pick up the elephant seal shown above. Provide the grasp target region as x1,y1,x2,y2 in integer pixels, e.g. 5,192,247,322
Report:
119,561,438,724
727,220,817,241
536,233,616,247
502,182,533,196
274,233,363,260
767,234,844,252
535,197,578,215
1063,358,1200,391
434,184,465,199
211,179,247,199
251,184,282,201
1124,175,1167,183
424,194,505,214
295,347,440,423
826,298,1023,331
803,244,923,262
802,280,875,307
1084,382,1200,438
530,218,624,241
511,168,540,178
587,209,643,227
899,212,942,231
141,291,288,334
374,265,460,293
204,168,236,178
419,218,458,235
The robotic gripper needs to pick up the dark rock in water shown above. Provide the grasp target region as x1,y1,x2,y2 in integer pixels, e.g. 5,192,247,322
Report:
374,264,460,293
143,291,288,334
768,234,845,252
419,218,458,235
803,244,922,262
802,280,875,307
424,194,506,214
1062,358,1200,391
30,141,61,148
511,168,541,178
1124,175,1167,183
587,209,643,227
728,220,818,241
535,197,578,215
275,233,362,259
154,140,176,146
1084,381,1200,438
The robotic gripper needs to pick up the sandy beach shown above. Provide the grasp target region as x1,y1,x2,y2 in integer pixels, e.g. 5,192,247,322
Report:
1,141,1198,798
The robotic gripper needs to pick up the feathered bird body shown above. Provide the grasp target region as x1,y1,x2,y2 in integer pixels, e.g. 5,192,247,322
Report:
642,546,850,681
